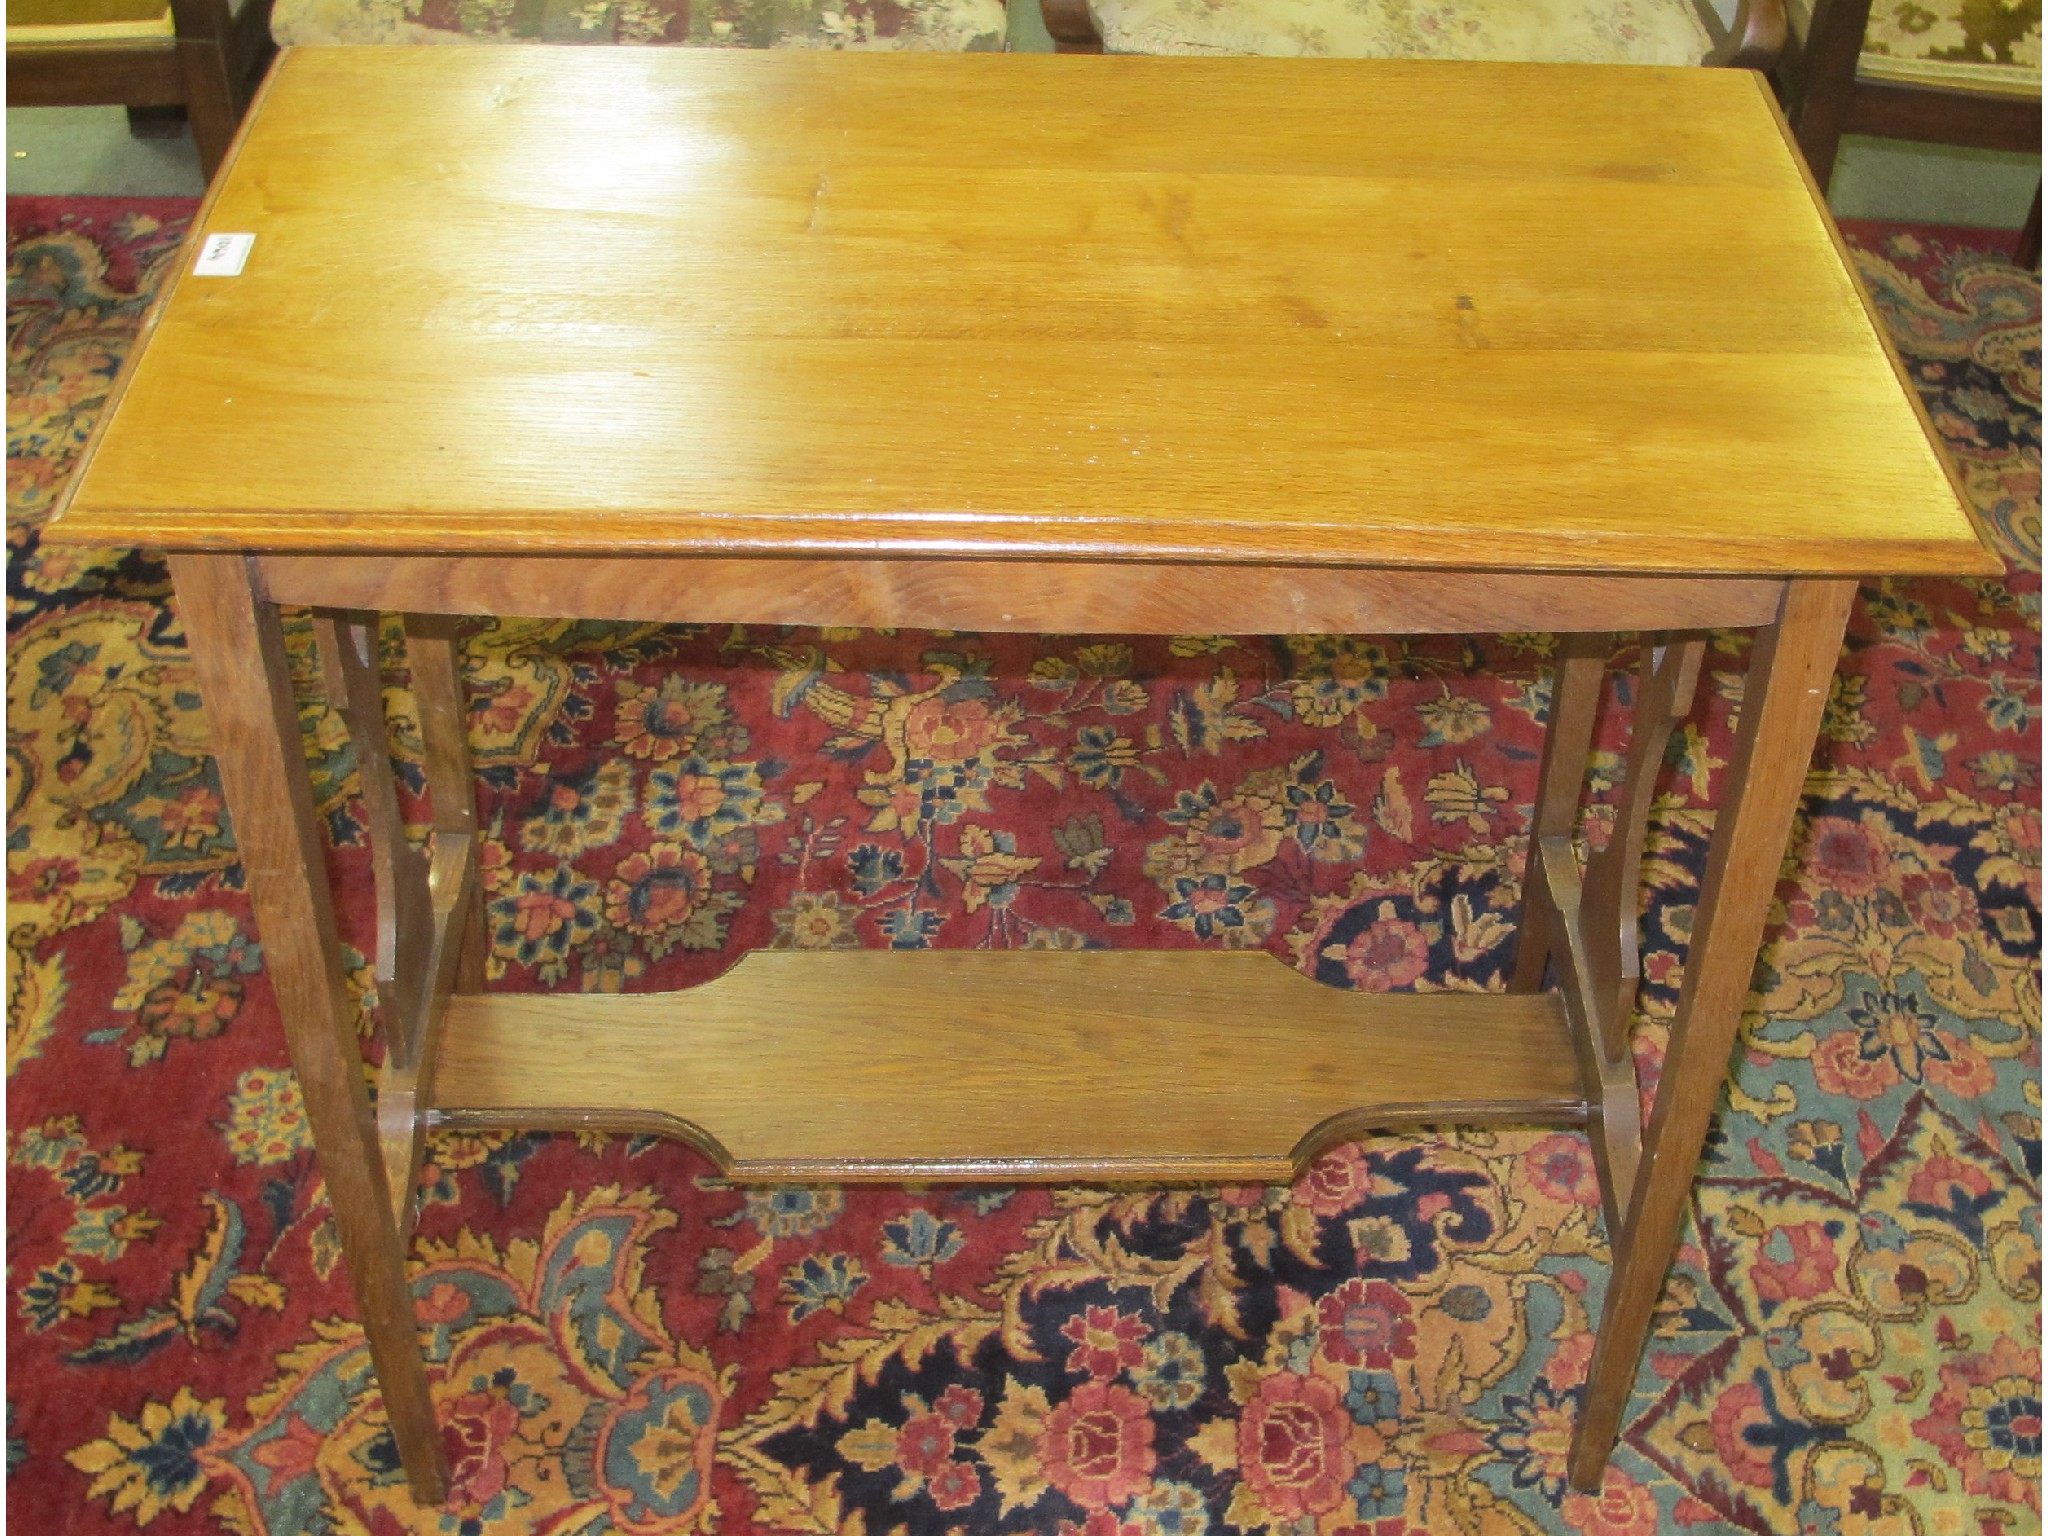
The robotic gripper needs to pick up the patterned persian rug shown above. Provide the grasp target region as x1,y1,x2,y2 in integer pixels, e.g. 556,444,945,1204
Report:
7,198,2040,1536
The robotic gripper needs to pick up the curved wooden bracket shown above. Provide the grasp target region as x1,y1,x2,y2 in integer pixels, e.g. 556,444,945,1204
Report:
1579,636,1706,1062
1039,0,1105,52
1520,636,1705,1243
402,613,486,994
314,610,432,1065
376,831,475,1242
1703,0,1789,72
1509,632,1611,993
1538,837,1644,1244
315,608,481,1241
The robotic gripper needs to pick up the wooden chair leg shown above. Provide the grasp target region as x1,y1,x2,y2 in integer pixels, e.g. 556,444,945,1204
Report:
1567,580,1854,1491
1786,0,1874,190
2017,183,2041,271
174,36,239,180
1509,632,1608,992
404,614,487,993
124,103,187,138
171,554,449,1505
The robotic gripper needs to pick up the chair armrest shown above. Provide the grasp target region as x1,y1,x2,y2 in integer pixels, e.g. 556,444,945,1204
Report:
1040,0,1103,51
1705,0,1788,70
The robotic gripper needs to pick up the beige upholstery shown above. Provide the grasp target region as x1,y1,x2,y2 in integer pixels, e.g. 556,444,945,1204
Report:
1787,0,2040,93
272,0,1006,50
1089,0,1715,62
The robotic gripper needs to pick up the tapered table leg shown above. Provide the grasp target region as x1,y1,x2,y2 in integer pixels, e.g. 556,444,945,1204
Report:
171,554,449,1504
1567,579,1855,1490
1510,632,1608,991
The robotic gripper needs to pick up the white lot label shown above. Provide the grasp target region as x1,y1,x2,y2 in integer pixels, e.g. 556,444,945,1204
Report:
192,232,256,277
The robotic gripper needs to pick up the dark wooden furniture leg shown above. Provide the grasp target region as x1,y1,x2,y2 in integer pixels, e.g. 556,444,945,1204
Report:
1510,632,1608,992
1788,0,1870,183
171,555,450,1503
169,0,240,178
1567,579,1854,1490
125,102,185,136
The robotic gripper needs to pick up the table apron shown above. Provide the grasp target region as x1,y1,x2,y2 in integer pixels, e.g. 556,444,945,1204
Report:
255,555,1789,636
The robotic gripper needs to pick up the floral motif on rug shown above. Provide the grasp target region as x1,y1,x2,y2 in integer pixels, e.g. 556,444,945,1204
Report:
7,198,2040,1536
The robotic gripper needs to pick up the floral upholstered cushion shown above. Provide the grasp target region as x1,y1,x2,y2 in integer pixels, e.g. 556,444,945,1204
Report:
1788,0,2040,93
273,0,1006,49
1089,0,1714,63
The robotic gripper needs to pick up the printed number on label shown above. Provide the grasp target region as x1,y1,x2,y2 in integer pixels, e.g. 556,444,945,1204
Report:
193,233,256,277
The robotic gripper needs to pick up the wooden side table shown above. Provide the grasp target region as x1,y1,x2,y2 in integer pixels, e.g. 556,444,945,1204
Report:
50,47,1997,1507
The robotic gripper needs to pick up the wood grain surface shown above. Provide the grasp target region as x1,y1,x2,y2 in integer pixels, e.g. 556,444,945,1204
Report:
52,49,1990,577
258,555,1788,635
428,950,1589,1181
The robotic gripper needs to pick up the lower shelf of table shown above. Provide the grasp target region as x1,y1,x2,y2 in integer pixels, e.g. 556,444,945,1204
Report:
427,950,1588,1182
428,950,1581,1187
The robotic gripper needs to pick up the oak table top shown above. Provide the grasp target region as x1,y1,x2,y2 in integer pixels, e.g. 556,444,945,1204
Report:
52,46,1991,578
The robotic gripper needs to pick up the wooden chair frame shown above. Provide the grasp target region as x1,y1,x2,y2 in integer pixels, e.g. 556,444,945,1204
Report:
5,0,275,180
1777,0,2041,265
